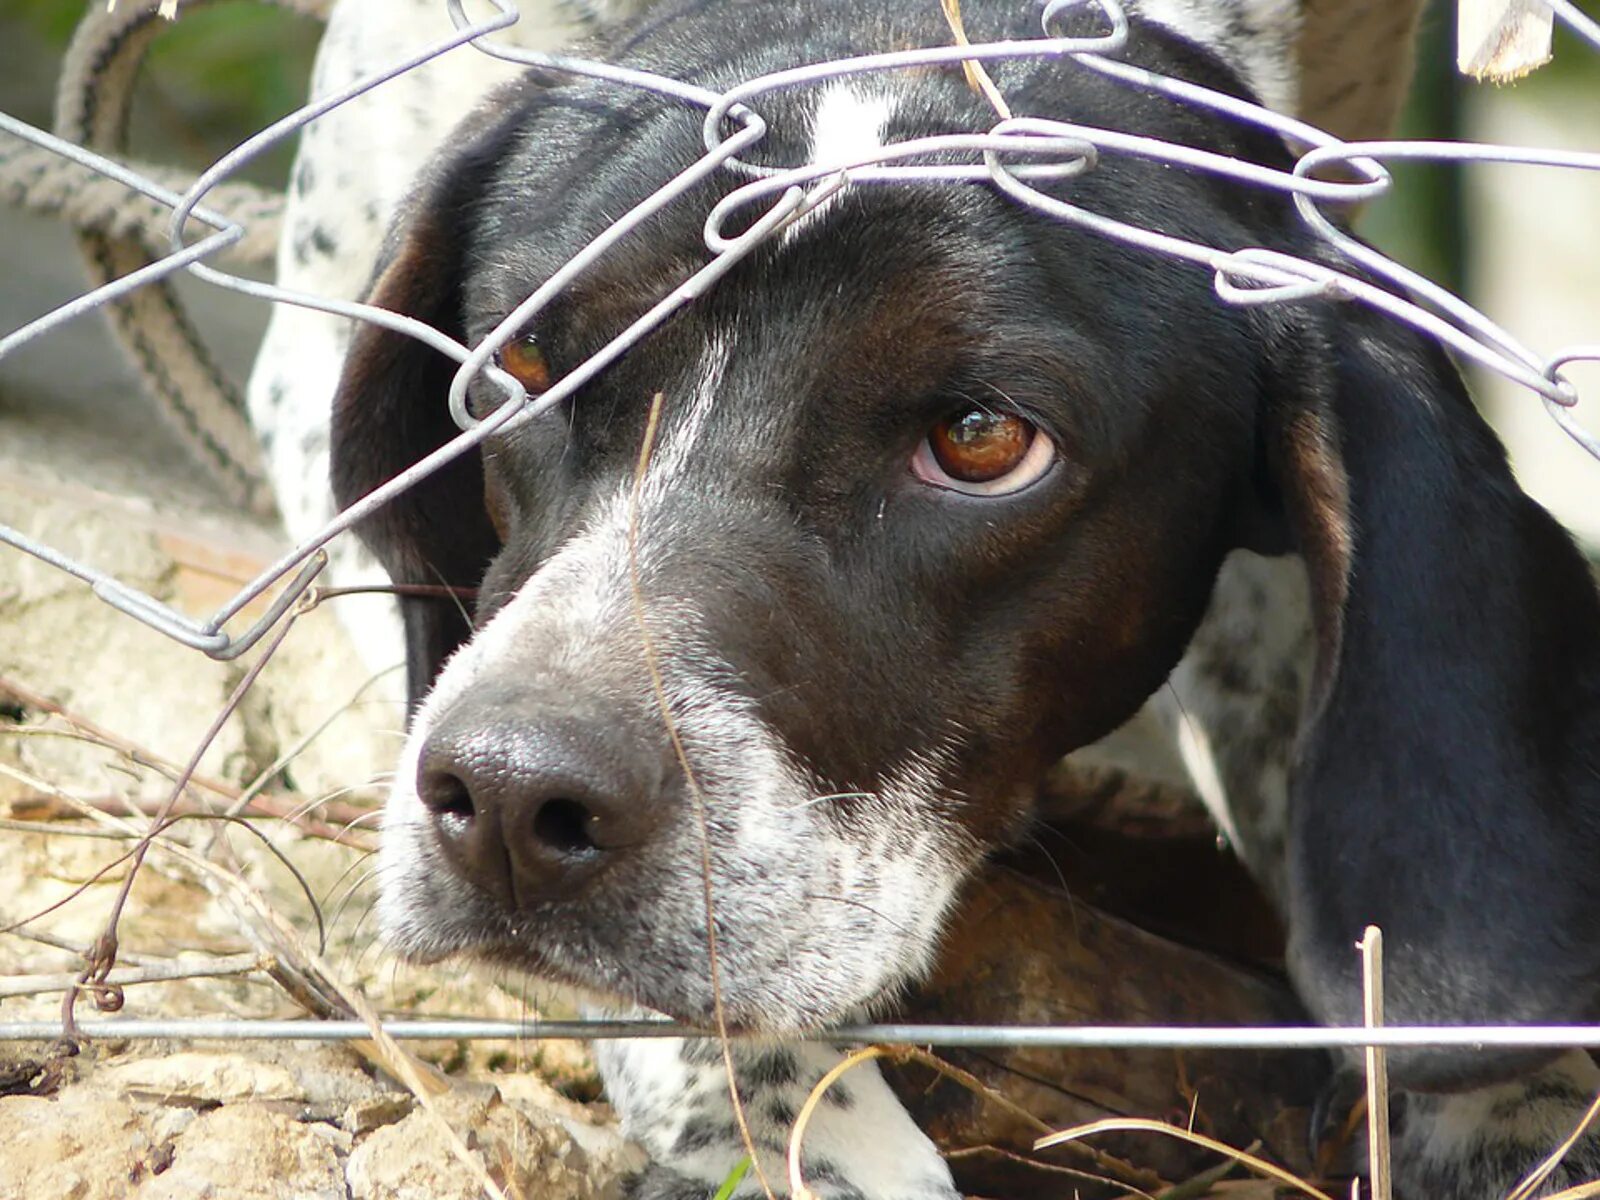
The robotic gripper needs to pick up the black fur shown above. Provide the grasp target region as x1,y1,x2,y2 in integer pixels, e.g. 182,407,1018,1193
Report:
328,0,1600,1191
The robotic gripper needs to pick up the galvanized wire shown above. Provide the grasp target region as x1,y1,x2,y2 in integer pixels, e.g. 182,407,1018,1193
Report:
2,0,1598,658
2,0,1600,1058
1,1017,1600,1051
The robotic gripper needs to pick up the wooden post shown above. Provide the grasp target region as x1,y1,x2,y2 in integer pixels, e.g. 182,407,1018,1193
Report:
1360,926,1393,1200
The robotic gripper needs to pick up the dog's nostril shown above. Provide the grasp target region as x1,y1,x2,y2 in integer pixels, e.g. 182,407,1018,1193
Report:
420,770,475,822
531,797,599,856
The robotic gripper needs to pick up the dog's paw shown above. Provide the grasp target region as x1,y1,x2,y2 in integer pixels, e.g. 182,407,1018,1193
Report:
599,1036,960,1200
1393,1051,1600,1199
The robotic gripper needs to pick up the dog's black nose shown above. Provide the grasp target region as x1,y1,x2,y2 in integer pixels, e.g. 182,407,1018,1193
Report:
416,710,663,905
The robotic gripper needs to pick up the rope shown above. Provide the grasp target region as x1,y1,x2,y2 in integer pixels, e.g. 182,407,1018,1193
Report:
0,0,331,516
0,141,284,264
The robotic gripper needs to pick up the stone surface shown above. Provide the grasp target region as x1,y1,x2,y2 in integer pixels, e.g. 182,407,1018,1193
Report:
344,1090,642,1200
136,1103,346,1200
341,1092,416,1135
0,1089,154,1200
0,1065,637,1200
100,1051,304,1107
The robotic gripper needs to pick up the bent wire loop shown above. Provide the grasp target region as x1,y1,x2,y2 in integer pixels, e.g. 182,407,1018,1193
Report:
0,0,1596,662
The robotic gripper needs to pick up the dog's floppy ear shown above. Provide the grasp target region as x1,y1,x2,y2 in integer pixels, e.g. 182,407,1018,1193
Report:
1263,307,1600,1091
331,100,531,708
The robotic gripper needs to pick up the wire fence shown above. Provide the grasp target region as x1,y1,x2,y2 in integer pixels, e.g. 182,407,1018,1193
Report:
2,0,1600,1062
9,1017,1600,1050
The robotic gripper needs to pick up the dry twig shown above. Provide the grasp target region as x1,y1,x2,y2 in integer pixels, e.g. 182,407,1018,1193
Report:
1359,926,1392,1200
626,392,777,1200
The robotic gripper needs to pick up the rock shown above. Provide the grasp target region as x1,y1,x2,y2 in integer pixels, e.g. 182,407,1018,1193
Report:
341,1093,415,1135
493,1069,597,1126
135,1103,345,1200
345,1090,636,1200
0,1055,642,1200
148,1105,198,1144
248,1042,402,1121
0,1089,155,1200
0,419,398,818
100,1052,303,1108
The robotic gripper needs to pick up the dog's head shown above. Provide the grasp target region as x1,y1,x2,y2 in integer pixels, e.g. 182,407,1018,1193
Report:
332,0,1600,1081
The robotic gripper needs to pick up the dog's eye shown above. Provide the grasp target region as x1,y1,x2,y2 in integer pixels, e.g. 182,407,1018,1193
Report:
475,335,552,419
494,335,552,396
911,408,1055,495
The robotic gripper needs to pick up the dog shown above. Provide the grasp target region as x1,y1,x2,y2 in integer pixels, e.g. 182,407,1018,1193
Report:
260,0,1600,1195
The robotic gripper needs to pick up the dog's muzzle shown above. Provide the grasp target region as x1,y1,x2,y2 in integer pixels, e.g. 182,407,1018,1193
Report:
377,498,975,1030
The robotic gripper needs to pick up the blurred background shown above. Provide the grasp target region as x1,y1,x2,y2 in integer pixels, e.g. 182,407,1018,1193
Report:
1,1,319,514
1,0,1598,539
1360,5,1600,546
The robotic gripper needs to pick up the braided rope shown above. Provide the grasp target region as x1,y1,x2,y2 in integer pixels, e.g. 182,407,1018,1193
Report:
0,140,284,264
0,0,330,515
53,0,307,516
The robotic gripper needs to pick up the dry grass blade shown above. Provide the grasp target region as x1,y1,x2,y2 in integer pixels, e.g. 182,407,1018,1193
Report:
0,951,264,999
790,1041,1164,1196
0,755,331,957
938,0,1012,120
0,812,140,840
1154,1142,1262,1200
0,675,242,803
225,662,401,818
304,950,507,1200
626,392,776,1200
943,1143,1161,1194
887,1042,1164,1193
788,1045,893,1200
1035,1117,1336,1200
154,829,498,1197
1539,1181,1600,1200
1360,926,1392,1200
1506,1088,1600,1200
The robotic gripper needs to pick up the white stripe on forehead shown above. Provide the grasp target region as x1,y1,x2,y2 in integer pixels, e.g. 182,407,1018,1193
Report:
809,82,895,169
645,333,731,489
782,82,896,244
649,90,896,473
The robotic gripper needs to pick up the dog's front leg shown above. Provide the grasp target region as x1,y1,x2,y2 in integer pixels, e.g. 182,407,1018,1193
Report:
596,1035,959,1200
1391,1050,1600,1200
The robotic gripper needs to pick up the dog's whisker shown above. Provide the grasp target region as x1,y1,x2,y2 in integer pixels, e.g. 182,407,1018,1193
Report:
788,789,875,810
799,892,920,942
1019,831,1074,898
325,866,384,929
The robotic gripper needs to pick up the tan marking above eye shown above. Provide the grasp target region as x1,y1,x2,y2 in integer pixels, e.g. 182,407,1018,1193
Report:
495,335,552,395
930,410,1033,482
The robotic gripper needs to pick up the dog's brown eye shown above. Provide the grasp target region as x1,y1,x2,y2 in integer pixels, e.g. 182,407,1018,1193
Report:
931,410,1031,481
494,335,551,395
912,408,1056,496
